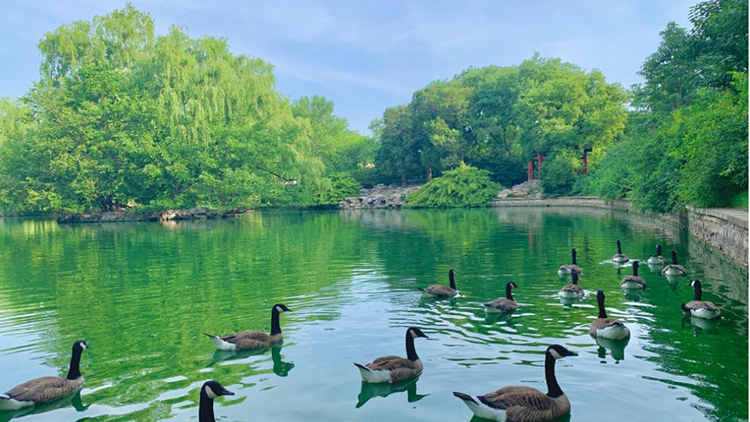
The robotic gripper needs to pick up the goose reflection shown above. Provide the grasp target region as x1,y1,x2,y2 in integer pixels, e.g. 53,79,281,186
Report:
355,376,428,408
484,310,516,324
0,390,89,422
594,337,629,362
683,315,720,333
558,295,582,307
208,343,294,377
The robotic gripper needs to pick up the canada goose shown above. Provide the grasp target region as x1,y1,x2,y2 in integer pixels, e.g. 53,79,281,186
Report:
419,269,457,298
452,344,578,422
484,282,519,313
205,304,291,351
620,261,646,290
590,290,630,340
662,250,687,276
611,240,629,263
559,271,584,298
354,327,429,383
0,340,90,410
647,244,667,265
199,380,234,422
557,248,582,276
682,279,721,319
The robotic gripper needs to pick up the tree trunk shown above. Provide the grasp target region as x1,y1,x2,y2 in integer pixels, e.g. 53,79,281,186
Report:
401,173,406,187
427,168,433,182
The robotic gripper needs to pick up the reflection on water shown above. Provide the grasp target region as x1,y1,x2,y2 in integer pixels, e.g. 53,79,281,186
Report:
595,337,630,362
355,377,428,408
0,391,88,422
0,209,746,422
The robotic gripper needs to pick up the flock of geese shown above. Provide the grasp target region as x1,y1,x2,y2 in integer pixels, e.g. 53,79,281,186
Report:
0,240,722,422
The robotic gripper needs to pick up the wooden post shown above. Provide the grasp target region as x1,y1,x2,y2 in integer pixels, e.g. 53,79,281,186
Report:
537,153,544,179
583,148,591,175
527,160,534,181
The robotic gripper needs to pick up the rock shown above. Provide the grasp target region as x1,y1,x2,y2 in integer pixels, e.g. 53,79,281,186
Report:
339,185,421,209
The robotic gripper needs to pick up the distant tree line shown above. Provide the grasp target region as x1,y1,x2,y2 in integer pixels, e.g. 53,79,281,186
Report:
0,5,375,214
0,0,746,214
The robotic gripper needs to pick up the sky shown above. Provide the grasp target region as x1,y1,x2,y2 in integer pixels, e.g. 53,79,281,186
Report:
1,0,700,134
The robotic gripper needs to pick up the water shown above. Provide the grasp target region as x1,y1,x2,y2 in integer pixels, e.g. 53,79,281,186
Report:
0,208,746,422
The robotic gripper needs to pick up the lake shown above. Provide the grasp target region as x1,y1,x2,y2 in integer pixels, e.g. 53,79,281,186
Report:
0,208,747,422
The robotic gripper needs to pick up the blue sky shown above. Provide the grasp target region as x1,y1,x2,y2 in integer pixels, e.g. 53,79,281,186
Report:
1,0,699,133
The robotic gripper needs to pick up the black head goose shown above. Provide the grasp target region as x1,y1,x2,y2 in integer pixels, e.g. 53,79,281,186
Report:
662,250,687,276
354,327,429,383
484,282,519,313
620,261,646,290
558,248,582,276
647,244,667,265
205,304,291,351
682,279,721,319
611,239,629,263
453,344,578,422
0,340,89,410
590,291,630,340
419,269,457,298
199,380,234,422
559,271,584,298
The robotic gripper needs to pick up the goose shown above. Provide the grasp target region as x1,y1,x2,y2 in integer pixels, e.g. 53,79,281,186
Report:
620,261,646,290
205,304,291,351
199,380,234,422
662,250,687,276
611,239,629,263
647,244,667,265
452,344,578,422
419,269,457,298
682,279,721,319
354,327,429,383
557,248,582,276
0,340,90,410
484,282,519,313
590,290,630,340
559,271,584,298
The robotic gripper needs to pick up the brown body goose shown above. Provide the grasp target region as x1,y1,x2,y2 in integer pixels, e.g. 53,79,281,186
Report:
620,261,646,289
199,380,234,422
590,290,630,340
205,304,291,351
354,327,429,383
484,282,519,313
453,344,578,422
559,272,584,298
612,239,629,263
662,250,687,276
0,340,90,410
419,269,457,298
682,279,721,319
558,248,582,276
647,244,667,265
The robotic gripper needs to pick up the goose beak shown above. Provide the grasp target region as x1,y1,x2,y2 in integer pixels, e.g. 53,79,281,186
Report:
221,388,235,396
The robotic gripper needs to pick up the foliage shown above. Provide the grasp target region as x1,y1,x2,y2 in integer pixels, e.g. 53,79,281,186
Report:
405,164,501,208
541,151,579,197
317,173,362,206
0,5,366,214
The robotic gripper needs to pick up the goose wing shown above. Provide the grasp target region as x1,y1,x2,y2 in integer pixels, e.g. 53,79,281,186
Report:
559,264,582,274
422,285,455,296
621,276,646,288
589,317,623,334
484,298,518,312
662,264,687,275
561,284,583,293
4,377,82,404
224,330,269,342
366,355,418,371
479,386,554,411
684,300,720,311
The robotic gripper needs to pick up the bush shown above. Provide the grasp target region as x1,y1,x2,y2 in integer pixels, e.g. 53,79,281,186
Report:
317,173,362,206
405,164,501,208
541,152,579,197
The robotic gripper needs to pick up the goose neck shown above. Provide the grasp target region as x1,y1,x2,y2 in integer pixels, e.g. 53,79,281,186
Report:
199,393,216,422
270,307,282,336
66,347,83,380
672,251,678,265
694,283,702,301
448,272,456,290
545,351,563,398
505,283,514,301
597,295,607,319
405,331,419,361
571,251,577,265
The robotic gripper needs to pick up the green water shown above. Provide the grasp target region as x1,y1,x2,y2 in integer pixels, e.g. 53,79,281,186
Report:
0,208,747,422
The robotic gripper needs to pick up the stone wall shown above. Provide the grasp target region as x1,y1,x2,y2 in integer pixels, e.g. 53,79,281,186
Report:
339,184,421,209
686,207,748,268
57,207,246,223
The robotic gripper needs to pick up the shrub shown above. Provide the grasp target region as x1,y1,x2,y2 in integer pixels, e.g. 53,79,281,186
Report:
406,164,501,208
541,152,579,197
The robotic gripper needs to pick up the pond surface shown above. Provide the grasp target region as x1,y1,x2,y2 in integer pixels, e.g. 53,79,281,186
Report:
0,208,747,422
